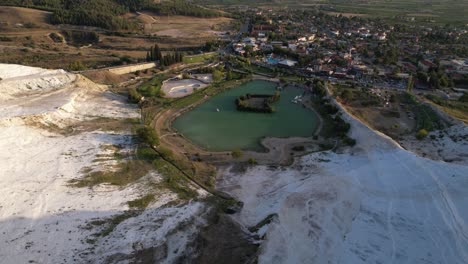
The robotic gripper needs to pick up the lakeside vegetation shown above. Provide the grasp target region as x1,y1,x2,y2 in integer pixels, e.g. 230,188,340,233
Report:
311,79,355,146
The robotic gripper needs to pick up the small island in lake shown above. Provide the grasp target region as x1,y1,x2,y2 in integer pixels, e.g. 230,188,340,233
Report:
235,91,281,113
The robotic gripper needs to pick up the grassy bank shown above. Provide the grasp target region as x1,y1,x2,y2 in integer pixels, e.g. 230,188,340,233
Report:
425,94,468,124
183,52,218,64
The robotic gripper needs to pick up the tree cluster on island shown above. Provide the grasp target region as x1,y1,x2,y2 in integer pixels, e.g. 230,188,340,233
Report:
235,91,281,113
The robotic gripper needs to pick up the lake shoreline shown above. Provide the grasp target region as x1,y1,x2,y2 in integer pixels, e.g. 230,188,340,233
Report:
152,77,331,166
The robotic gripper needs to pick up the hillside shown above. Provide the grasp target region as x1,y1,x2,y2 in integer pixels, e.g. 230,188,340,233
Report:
0,5,231,70
0,64,210,263
0,6,50,27
0,0,224,30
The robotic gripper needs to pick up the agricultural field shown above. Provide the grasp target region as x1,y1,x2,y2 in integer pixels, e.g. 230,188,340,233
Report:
200,0,468,25
322,0,468,25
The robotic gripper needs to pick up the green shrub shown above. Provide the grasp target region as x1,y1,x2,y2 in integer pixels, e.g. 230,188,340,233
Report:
128,87,142,103
292,146,305,151
136,126,159,146
68,61,86,71
127,194,155,209
416,129,429,140
212,69,223,82
341,89,353,101
460,93,468,103
247,158,257,165
49,33,64,43
342,136,357,146
231,149,243,158
158,146,174,160
137,147,159,160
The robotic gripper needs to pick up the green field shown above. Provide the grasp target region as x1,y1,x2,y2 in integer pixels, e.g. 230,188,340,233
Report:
199,0,468,25
324,0,467,25
183,52,218,64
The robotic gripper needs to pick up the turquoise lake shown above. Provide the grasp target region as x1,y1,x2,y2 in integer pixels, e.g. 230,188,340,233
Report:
172,80,319,151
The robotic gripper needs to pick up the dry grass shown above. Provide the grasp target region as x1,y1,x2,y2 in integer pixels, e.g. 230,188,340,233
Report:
70,160,153,187
82,70,127,85
0,7,51,28
25,117,139,135
76,117,140,132
430,103,468,124
86,210,140,241
127,194,155,209
134,13,232,37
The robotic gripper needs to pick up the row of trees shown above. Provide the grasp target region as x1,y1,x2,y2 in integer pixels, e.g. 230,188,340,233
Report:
146,44,163,62
160,52,184,67
145,44,184,67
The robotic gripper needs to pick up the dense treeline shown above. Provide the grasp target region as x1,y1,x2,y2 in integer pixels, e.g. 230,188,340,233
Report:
145,0,222,18
146,44,163,62
51,9,134,30
146,44,184,67
160,52,183,67
0,0,222,30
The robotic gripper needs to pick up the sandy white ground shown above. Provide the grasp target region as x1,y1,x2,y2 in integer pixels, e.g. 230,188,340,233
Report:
0,64,76,100
400,124,468,164
161,74,212,98
218,102,468,263
0,64,207,263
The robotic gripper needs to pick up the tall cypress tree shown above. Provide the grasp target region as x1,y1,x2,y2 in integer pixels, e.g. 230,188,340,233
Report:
172,51,176,64
150,46,155,61
155,44,162,61
179,52,184,62
175,51,182,62
146,51,150,62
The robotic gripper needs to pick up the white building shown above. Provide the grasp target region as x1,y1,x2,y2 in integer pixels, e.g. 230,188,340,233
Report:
278,59,298,67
